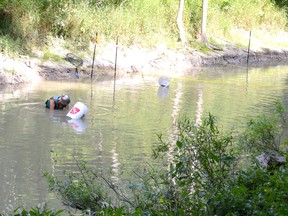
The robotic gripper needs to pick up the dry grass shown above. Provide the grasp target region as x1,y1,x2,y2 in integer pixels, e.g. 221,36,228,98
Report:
216,29,288,51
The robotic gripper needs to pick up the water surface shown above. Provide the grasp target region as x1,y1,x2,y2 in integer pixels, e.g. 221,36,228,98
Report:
1,64,288,212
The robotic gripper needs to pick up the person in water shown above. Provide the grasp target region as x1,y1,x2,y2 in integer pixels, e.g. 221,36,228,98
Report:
45,94,71,110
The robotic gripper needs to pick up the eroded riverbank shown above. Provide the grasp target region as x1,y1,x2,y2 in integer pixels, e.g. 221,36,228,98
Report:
1,34,288,85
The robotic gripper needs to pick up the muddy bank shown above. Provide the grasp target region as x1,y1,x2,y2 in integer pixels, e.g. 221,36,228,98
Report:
1,43,288,85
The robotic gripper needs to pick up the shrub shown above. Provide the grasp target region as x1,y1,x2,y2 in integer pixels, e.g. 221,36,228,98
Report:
45,101,288,215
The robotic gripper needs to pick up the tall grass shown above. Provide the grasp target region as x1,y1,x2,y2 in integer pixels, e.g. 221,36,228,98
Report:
207,0,287,44
0,0,287,55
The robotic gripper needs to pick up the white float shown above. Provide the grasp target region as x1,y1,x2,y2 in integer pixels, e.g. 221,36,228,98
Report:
158,76,170,87
66,101,89,119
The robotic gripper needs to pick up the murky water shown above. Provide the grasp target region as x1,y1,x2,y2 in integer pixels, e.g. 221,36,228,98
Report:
1,64,288,212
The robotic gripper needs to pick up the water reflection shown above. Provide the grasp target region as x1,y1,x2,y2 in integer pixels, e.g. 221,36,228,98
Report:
195,87,203,127
2,164,18,214
67,118,88,133
111,131,120,183
157,86,169,99
45,109,68,124
45,109,89,133
167,81,183,165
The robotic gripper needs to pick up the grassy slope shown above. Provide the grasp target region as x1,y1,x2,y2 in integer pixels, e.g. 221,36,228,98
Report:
0,0,288,60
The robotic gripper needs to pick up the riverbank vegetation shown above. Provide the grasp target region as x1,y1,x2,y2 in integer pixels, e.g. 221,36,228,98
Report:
5,99,284,215
0,0,288,57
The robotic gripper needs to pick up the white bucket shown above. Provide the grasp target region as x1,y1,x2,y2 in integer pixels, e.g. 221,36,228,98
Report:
158,76,170,87
66,102,89,119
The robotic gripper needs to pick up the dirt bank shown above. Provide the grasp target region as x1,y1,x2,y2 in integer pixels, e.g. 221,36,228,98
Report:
1,37,288,85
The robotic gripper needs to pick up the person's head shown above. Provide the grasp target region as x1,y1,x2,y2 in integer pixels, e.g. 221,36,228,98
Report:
60,94,70,106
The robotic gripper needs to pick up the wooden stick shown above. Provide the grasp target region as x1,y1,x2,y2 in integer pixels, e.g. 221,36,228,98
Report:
114,36,119,81
91,33,98,78
247,31,252,66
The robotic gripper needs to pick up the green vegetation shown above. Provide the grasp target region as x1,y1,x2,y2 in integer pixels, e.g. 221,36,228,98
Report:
0,203,63,216
274,0,288,19
0,0,287,56
20,100,284,215
41,51,64,63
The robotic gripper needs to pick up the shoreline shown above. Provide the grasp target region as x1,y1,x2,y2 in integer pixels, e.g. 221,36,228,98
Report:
1,43,288,85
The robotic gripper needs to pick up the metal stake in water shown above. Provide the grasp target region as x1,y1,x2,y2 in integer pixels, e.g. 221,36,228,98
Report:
91,33,99,79
247,31,252,67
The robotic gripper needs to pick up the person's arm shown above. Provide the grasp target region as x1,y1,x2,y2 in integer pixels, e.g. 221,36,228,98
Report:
64,105,69,110
49,99,55,110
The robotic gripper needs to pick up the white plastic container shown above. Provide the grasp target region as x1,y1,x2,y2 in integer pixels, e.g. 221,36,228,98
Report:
158,76,170,87
67,102,89,119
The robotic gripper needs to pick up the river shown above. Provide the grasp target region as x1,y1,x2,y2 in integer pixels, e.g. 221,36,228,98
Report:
0,64,288,212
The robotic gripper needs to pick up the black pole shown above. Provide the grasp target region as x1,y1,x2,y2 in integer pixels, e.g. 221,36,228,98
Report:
246,31,252,66
91,33,98,78
114,36,119,81
113,37,119,110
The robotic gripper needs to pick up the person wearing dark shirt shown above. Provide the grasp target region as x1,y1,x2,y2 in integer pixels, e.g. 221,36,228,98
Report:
45,94,71,110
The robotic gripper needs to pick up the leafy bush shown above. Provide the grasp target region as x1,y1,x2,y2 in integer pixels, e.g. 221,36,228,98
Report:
44,158,136,215
239,100,288,154
147,113,237,215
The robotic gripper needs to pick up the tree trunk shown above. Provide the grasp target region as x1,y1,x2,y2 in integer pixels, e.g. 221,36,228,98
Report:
177,0,186,45
201,0,208,44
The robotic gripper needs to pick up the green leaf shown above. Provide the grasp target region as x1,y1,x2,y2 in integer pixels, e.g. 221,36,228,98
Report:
221,156,236,163
54,209,65,215
176,140,183,148
209,152,220,162
114,206,125,215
